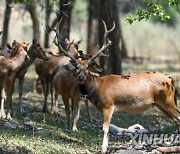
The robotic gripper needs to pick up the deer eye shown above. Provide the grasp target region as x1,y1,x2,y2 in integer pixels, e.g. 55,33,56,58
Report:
85,67,89,73
76,68,80,73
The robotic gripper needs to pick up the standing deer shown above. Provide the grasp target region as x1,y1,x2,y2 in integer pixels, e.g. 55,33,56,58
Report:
0,41,29,119
35,39,80,113
53,52,103,131
0,39,48,112
54,20,180,153
14,39,48,112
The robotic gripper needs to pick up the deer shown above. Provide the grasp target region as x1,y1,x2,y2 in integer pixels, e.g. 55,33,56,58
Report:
0,41,29,119
0,39,48,112
54,20,180,153
13,39,48,112
53,51,103,131
35,39,80,114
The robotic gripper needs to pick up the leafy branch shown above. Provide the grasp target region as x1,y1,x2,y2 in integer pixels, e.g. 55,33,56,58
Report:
126,0,180,24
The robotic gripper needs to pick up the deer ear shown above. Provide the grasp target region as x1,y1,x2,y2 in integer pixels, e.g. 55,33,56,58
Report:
78,50,84,58
70,59,77,67
65,38,70,44
12,40,17,47
65,63,75,71
90,62,104,75
33,38,37,44
7,43,12,49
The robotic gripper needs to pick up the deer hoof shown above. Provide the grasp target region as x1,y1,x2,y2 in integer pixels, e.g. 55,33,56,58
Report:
51,108,60,115
6,113,12,120
0,110,6,119
42,107,49,113
102,145,107,153
72,126,78,132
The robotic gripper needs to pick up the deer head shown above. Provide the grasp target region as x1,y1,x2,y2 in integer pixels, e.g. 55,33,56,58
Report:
10,41,29,60
31,39,48,60
53,19,115,84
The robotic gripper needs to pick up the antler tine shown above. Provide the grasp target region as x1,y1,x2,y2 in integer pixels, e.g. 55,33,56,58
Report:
102,20,115,43
52,18,77,62
88,21,115,62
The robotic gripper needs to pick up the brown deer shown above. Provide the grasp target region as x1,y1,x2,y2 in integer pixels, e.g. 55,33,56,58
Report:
0,41,29,119
0,39,48,112
35,39,80,113
54,21,180,153
53,51,103,131
14,39,48,112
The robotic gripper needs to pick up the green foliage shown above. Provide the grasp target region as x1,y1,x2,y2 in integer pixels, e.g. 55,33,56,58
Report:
14,0,33,5
126,0,180,24
161,125,176,134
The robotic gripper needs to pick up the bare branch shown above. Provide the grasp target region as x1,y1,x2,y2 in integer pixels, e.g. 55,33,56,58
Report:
63,0,74,6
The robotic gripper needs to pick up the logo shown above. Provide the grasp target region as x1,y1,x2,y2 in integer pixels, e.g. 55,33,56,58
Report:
130,134,180,146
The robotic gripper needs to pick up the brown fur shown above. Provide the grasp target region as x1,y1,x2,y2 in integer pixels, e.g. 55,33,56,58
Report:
0,41,28,118
35,40,79,113
74,59,180,153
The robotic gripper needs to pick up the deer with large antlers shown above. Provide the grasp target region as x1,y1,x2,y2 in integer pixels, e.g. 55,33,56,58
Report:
0,41,29,119
53,51,103,131
54,20,180,153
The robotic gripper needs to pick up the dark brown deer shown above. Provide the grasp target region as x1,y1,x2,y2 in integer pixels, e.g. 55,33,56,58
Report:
35,39,80,113
54,20,180,153
53,52,103,131
0,41,29,119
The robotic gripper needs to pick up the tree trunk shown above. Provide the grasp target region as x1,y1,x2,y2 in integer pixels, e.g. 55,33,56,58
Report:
1,0,13,49
99,0,122,75
87,0,100,55
26,0,40,41
44,0,51,48
59,0,74,43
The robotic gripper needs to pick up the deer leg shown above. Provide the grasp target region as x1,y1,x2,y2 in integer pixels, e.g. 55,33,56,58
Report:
5,82,13,119
102,106,114,153
19,76,24,113
50,81,53,111
0,88,6,118
72,98,81,131
52,92,60,115
63,96,71,130
84,100,92,122
155,102,180,132
42,80,49,112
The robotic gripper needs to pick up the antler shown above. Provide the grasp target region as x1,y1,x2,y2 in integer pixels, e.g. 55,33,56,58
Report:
52,18,77,62
88,20,115,63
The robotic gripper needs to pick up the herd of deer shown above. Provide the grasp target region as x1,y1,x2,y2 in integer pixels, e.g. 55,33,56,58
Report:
0,21,180,153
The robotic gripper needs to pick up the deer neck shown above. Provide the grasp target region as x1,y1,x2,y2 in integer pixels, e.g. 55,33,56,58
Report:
79,73,96,100
68,50,77,58
26,46,36,64
9,51,26,71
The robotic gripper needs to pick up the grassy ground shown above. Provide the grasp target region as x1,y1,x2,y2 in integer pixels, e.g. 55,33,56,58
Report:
0,59,179,154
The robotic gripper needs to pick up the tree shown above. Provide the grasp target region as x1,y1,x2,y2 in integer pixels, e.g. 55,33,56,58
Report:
26,0,40,41
1,0,13,49
58,0,74,44
87,0,100,55
44,0,52,48
99,0,122,75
